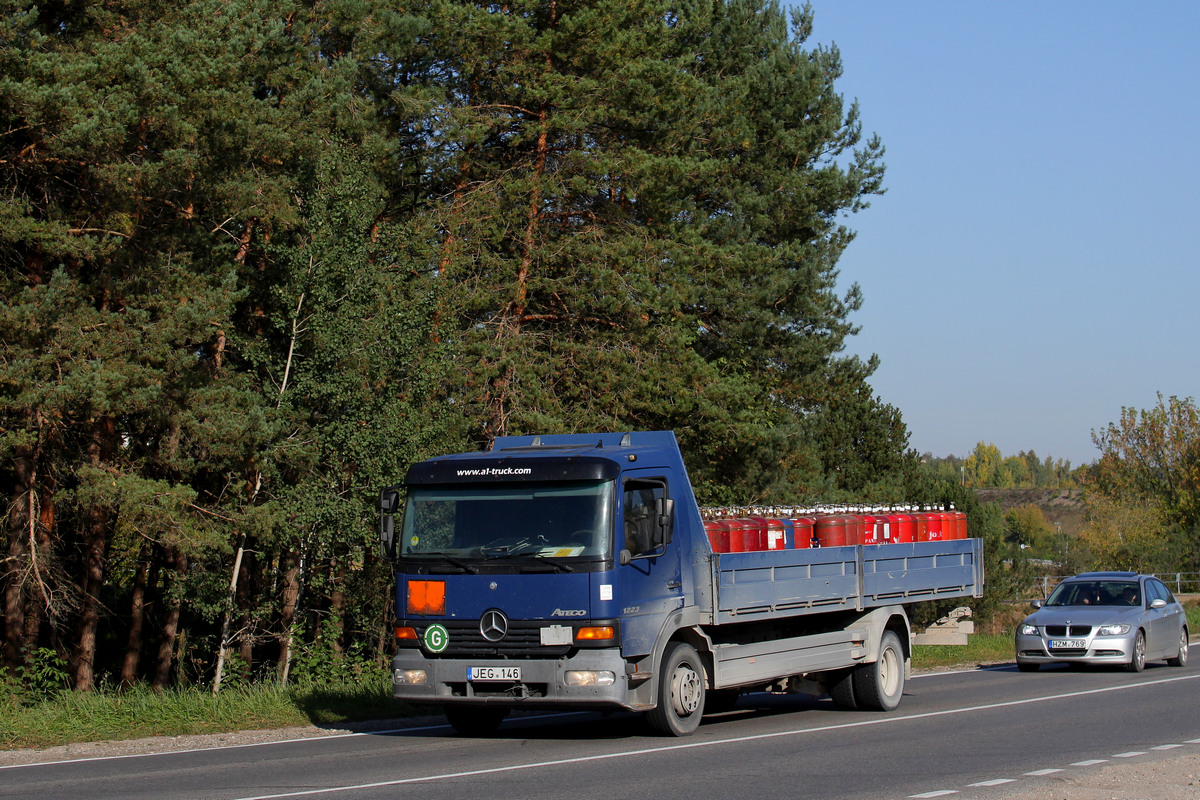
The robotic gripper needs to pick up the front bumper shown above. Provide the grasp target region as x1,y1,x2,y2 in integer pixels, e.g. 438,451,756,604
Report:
1014,631,1135,666
391,648,638,710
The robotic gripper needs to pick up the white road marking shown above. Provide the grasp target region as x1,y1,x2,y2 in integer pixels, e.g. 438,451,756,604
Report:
1024,769,1063,776
968,778,1016,786
1071,759,1108,766
1153,744,1185,750
1112,751,1146,758
908,792,958,798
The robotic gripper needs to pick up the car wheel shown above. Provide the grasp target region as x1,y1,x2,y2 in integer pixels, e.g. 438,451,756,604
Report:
647,642,706,736
1123,630,1146,673
1166,629,1189,667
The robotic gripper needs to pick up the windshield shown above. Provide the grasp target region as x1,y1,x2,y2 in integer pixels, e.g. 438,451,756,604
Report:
1046,580,1140,607
400,480,615,560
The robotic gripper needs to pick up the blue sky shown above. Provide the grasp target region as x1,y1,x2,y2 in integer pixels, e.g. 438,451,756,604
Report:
799,2,1200,466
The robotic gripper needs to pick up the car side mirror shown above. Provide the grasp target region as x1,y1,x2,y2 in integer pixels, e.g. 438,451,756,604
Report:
1150,598,1167,609
1031,599,1043,609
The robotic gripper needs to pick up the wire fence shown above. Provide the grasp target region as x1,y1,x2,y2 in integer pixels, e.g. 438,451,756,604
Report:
1020,573,1200,601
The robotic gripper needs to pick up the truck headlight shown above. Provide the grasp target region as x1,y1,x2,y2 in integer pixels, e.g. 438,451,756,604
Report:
394,668,428,685
1018,624,1038,636
565,670,616,687
1098,624,1130,636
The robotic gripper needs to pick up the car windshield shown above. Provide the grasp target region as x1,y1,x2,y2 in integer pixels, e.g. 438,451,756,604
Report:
1046,580,1140,607
400,480,615,559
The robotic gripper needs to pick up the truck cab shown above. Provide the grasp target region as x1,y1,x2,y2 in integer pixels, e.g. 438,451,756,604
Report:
380,432,700,734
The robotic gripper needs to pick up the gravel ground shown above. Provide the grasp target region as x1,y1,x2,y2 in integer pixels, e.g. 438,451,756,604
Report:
990,753,1200,800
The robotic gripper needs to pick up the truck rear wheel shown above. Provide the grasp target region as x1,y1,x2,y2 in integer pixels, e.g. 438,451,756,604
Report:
851,630,905,712
647,642,706,736
828,669,858,710
444,707,509,736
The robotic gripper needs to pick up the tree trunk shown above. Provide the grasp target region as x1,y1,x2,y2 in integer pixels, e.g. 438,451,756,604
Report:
236,548,256,680
277,547,304,684
72,416,116,692
151,547,186,691
2,445,35,671
212,531,247,693
326,553,348,657
119,539,152,689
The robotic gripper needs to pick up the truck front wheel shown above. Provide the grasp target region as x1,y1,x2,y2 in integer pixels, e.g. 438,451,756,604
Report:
851,630,905,712
647,642,706,736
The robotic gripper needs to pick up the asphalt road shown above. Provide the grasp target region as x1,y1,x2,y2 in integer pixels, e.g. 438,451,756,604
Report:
4,649,1198,800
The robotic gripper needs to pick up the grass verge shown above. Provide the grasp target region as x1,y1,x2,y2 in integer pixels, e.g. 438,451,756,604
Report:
0,676,417,751
912,632,1014,670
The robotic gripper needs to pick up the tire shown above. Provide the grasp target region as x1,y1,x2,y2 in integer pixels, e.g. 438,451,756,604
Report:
851,630,905,711
1166,628,1189,667
1017,662,1040,672
1124,630,1146,673
647,642,706,736
444,707,509,736
828,669,858,710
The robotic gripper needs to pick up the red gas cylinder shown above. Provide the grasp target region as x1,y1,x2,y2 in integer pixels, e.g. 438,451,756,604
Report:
875,511,896,544
790,516,815,548
913,510,931,542
765,518,789,550
925,509,945,542
814,514,854,547
746,517,769,550
949,507,968,540
860,512,881,545
929,507,948,541
888,510,914,543
704,520,730,553
724,519,749,552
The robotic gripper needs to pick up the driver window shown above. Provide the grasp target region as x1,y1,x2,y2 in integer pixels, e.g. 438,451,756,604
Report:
623,480,666,556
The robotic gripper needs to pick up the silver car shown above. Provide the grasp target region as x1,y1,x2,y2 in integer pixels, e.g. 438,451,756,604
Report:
1015,571,1190,672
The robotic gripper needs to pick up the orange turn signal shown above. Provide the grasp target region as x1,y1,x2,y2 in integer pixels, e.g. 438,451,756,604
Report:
395,626,418,641
406,580,446,616
575,626,615,641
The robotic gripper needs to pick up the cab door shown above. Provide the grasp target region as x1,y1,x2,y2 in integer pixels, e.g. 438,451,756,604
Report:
615,473,683,656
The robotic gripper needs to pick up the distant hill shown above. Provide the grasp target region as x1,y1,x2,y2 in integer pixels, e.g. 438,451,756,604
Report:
973,488,1085,536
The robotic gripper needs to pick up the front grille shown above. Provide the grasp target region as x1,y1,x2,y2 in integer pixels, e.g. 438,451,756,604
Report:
1045,625,1092,637
1047,648,1088,657
414,620,571,658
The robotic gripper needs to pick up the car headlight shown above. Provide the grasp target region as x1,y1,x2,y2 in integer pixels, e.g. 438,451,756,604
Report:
1019,624,1038,636
1098,624,1130,636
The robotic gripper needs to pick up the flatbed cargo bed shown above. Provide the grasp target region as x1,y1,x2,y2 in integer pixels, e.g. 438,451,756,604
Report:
707,539,983,624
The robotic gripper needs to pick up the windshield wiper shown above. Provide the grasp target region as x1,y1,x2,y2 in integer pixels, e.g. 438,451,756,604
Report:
419,552,479,574
517,553,573,573
481,538,573,572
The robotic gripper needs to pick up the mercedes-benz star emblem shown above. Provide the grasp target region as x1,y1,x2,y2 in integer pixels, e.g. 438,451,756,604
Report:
480,609,509,642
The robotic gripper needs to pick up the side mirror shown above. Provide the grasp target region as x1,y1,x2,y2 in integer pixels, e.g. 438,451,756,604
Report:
379,489,400,560
1031,599,1043,609
657,497,675,544
1150,598,1167,609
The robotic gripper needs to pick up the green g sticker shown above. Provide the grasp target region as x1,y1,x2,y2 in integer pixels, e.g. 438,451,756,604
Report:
424,623,449,653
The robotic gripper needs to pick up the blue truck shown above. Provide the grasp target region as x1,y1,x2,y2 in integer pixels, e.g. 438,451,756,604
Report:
378,431,983,736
